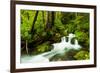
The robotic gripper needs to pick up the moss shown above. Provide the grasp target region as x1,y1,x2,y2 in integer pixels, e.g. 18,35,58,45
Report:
74,50,90,60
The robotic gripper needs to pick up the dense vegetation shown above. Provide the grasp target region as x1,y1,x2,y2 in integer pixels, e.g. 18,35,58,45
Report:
21,9,90,61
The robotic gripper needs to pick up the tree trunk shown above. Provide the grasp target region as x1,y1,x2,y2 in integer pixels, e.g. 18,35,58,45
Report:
46,11,55,30
31,11,39,36
42,11,45,24
51,12,55,26
26,40,28,55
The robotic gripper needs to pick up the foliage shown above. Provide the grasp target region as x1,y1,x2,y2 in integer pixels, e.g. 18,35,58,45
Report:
21,10,35,41
36,42,52,54
74,51,90,60
20,10,90,61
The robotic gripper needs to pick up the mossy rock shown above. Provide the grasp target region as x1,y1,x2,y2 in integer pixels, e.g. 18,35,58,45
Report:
74,50,90,60
36,42,52,54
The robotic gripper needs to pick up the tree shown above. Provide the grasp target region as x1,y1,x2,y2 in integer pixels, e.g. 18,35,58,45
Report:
21,10,90,61
21,10,35,54
31,11,39,37
46,11,55,30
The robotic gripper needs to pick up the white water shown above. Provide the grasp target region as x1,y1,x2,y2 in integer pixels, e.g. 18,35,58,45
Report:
21,33,81,63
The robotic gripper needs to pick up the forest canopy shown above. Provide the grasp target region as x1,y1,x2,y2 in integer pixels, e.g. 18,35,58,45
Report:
21,9,90,61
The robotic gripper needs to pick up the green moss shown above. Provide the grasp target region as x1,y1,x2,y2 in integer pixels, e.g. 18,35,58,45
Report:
36,42,52,54
74,50,90,60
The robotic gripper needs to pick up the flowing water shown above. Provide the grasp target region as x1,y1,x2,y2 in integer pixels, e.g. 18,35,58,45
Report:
21,33,81,63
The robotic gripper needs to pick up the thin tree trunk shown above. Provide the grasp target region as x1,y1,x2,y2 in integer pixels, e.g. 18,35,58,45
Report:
51,12,55,26
31,11,39,35
42,11,45,24
75,12,78,18
26,40,28,55
46,11,55,30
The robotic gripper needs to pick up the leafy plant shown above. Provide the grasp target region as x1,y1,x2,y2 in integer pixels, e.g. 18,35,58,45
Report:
74,51,90,60
21,10,90,61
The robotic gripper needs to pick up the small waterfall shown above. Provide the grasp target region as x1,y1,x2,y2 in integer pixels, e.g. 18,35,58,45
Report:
74,39,81,49
21,33,81,63
75,39,78,45
67,33,75,43
61,36,66,42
